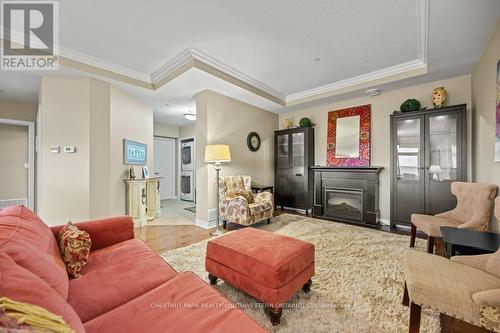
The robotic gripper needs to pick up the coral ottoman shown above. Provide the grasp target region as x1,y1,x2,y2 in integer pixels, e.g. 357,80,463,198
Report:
205,228,315,325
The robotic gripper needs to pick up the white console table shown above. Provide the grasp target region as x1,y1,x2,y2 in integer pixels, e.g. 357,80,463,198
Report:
124,177,162,227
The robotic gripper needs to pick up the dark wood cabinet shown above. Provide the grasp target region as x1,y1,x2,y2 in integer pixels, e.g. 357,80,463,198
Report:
275,127,314,212
390,104,467,227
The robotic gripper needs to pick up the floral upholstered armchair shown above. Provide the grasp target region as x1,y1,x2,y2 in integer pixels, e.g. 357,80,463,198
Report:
219,175,274,227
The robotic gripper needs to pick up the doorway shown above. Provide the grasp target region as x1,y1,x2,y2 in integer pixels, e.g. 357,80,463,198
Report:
153,137,176,200
0,118,35,210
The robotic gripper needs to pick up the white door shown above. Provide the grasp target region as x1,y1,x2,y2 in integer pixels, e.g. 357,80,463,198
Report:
153,137,176,200
0,124,29,206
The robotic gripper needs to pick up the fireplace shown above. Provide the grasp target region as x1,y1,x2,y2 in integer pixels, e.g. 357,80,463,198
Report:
312,166,382,227
324,188,363,221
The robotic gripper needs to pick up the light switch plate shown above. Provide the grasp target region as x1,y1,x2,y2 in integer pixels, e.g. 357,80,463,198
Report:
50,146,60,154
64,146,76,153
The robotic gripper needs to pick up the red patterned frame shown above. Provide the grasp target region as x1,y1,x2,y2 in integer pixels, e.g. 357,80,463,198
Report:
327,104,371,166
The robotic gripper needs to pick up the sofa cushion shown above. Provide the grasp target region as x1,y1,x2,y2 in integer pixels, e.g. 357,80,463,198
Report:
0,253,85,333
83,272,266,333
410,213,461,237
403,250,500,325
0,206,69,299
206,228,315,288
68,239,178,322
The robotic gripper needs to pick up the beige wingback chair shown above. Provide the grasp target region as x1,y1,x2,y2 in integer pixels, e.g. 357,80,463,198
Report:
219,175,274,227
410,182,497,253
402,198,500,333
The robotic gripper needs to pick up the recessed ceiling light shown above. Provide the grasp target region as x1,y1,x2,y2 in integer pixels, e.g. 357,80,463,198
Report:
164,103,170,107
183,113,196,121
365,88,380,97
313,57,321,63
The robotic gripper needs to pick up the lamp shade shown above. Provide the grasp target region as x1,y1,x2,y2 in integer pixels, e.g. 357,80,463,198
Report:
429,165,442,174
205,144,231,163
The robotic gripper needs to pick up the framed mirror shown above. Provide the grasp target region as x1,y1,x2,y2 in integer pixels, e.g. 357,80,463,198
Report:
327,104,371,166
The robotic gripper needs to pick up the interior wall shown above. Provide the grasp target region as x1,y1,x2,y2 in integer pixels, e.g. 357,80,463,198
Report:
154,123,179,138
279,75,472,223
180,123,195,138
0,124,28,200
195,90,278,223
39,77,153,225
0,98,37,122
40,77,91,224
109,86,154,216
471,21,500,231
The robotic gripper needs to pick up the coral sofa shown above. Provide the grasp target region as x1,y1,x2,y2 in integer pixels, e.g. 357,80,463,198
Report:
0,205,266,333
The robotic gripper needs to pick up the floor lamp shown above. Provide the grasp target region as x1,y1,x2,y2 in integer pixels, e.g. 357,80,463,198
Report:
205,144,231,236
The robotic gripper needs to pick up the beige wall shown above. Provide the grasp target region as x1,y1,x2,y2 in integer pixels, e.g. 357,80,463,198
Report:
0,98,37,122
472,22,500,231
0,124,28,200
279,75,472,222
154,123,179,138
110,86,153,216
180,123,195,138
195,90,278,222
39,77,153,225
40,77,91,224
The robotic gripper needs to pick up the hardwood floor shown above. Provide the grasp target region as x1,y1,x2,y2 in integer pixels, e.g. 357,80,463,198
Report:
134,225,212,253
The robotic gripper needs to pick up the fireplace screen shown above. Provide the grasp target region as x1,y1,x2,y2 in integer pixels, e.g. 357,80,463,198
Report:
324,188,363,221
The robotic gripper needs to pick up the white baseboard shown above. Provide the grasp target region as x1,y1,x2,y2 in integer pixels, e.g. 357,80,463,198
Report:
195,218,217,229
379,218,390,226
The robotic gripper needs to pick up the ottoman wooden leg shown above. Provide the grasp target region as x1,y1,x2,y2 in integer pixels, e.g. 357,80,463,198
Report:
266,306,282,326
303,279,312,293
208,273,218,285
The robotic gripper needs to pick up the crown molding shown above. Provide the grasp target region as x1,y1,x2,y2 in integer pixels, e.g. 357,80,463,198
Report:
59,46,152,83
285,59,427,104
2,0,430,108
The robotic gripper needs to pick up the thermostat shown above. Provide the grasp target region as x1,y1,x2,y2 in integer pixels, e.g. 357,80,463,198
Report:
64,146,76,153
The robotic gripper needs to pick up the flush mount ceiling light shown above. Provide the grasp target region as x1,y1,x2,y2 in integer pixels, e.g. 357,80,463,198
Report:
183,113,196,121
365,88,380,97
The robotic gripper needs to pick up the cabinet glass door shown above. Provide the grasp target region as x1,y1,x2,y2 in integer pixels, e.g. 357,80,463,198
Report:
426,112,460,214
292,132,305,176
277,133,290,169
394,117,424,223
396,118,421,181
428,113,458,182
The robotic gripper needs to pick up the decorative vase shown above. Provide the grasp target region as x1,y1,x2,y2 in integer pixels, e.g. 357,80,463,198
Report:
283,118,292,129
432,87,447,108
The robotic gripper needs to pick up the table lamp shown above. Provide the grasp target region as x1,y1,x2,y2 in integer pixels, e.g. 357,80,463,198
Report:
429,165,442,181
205,144,231,236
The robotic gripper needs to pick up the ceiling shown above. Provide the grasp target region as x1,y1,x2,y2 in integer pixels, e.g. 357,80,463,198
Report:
0,0,499,126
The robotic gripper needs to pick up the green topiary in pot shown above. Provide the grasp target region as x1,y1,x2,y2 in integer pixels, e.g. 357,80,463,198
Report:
400,99,421,113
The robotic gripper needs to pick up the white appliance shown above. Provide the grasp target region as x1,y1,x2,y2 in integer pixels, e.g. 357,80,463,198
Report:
180,171,195,201
181,140,194,171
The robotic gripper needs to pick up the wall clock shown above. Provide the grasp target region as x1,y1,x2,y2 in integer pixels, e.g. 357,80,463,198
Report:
247,132,261,152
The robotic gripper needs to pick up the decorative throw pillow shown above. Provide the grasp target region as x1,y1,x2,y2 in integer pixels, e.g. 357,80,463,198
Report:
57,222,91,278
226,190,254,204
0,297,75,333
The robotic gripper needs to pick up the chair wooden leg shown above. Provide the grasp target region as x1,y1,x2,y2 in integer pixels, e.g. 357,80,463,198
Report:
427,236,435,254
222,220,227,229
402,282,409,306
410,224,416,248
409,302,421,333
267,218,271,224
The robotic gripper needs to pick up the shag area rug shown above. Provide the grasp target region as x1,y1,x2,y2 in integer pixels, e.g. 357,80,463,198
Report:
161,214,440,333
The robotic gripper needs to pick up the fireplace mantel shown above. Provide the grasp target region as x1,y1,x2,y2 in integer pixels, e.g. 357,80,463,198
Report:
312,166,383,227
